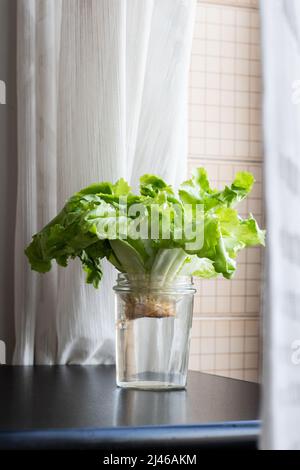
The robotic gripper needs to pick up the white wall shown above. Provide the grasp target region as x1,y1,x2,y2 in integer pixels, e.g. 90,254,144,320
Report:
0,0,17,363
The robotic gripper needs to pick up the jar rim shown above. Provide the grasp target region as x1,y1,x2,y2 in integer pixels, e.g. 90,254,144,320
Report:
114,272,196,292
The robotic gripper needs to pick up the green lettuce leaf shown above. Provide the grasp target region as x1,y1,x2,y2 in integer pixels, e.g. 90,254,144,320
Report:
25,168,265,287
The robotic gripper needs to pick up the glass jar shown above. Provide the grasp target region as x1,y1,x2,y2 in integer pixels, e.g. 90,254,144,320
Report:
113,274,196,390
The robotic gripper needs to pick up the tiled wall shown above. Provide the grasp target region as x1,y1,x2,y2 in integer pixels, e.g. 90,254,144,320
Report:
188,0,263,382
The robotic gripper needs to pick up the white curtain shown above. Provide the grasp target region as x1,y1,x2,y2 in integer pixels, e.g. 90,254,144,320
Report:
14,0,195,365
260,0,300,449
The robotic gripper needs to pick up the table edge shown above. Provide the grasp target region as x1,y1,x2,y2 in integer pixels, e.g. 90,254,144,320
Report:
0,420,261,450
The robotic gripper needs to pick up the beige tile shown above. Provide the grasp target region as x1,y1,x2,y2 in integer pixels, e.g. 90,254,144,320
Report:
250,109,261,125
191,55,203,72
250,125,261,141
230,353,244,369
250,60,260,77
234,108,250,125
191,88,206,105
206,139,220,156
245,296,260,314
200,338,215,355
236,59,250,75
201,297,216,314
221,57,235,74
234,162,248,173
193,295,201,313
237,9,250,27
250,44,260,60
200,354,215,370
245,352,259,369
231,296,245,314
221,123,235,139
245,336,259,353
221,74,235,91
235,140,249,158
206,105,220,121
190,138,205,155
221,139,235,157
250,76,261,93
189,105,206,121
192,39,206,56
219,164,233,180
231,280,246,296
221,42,235,58
200,320,216,337
250,28,261,45
191,71,206,88
207,72,221,89
246,264,261,280
247,247,261,263
206,121,220,138
193,21,206,40
246,280,260,296
250,10,260,29
206,5,221,24
217,279,231,295
221,24,235,42
207,40,221,57
216,337,230,354
236,43,250,60
251,182,262,198
190,338,200,354
221,8,236,26
216,296,231,314
236,123,249,140
236,75,250,92
207,24,221,41
216,320,230,337
221,106,235,123
188,355,200,371
230,319,245,336
221,90,235,107
236,91,250,108
189,121,205,138
216,354,230,369
250,142,262,159
237,27,250,43
245,319,259,337
192,319,201,337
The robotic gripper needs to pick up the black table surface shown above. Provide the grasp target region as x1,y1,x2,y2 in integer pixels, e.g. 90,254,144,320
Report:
0,365,260,450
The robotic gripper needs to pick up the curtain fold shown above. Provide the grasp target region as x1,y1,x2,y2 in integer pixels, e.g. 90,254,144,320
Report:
260,0,300,450
14,0,195,365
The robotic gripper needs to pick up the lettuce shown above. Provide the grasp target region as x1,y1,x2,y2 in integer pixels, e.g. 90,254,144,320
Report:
25,168,265,287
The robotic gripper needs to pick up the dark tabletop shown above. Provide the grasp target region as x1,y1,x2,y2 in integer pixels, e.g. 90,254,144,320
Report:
0,365,260,450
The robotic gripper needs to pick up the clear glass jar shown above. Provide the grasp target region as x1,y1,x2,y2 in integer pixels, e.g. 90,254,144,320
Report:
113,274,196,390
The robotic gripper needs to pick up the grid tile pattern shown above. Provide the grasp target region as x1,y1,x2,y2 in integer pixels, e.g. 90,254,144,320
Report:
188,2,263,383
191,3,262,162
189,317,261,381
